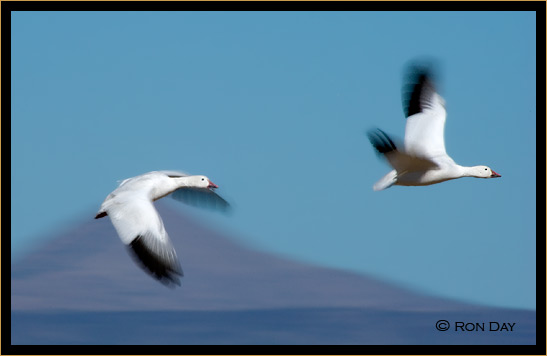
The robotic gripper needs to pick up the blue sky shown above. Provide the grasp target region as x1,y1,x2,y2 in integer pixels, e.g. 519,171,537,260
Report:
11,11,536,310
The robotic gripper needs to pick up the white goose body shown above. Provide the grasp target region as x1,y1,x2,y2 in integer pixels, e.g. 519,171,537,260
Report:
368,64,501,191
95,170,229,287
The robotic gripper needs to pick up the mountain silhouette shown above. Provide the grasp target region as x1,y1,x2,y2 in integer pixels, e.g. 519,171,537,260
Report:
10,202,536,345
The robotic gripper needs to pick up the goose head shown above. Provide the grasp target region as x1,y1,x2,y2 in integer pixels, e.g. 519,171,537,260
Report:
471,166,501,179
186,175,219,189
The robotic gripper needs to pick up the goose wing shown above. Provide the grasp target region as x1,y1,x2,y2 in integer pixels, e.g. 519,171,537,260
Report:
402,68,452,165
367,128,437,173
171,187,230,212
107,192,183,286
158,170,190,178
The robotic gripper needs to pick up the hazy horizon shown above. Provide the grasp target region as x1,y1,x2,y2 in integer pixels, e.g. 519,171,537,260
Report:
11,203,536,345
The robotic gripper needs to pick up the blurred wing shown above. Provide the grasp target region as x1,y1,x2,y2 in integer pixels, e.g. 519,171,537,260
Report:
171,188,231,212
368,128,437,172
127,231,183,287
158,170,189,178
107,193,183,286
402,68,449,161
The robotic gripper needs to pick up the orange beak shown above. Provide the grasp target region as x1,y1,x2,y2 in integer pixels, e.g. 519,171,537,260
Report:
491,170,501,178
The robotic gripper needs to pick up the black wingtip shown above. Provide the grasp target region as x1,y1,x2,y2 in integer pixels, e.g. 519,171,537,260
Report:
95,212,107,219
401,59,441,118
367,128,397,154
128,236,183,288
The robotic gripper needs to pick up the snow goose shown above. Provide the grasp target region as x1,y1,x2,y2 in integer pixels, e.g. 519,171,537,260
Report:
367,65,501,191
95,170,229,287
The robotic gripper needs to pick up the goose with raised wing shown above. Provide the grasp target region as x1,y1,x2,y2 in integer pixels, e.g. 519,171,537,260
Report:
367,64,501,191
95,170,229,287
